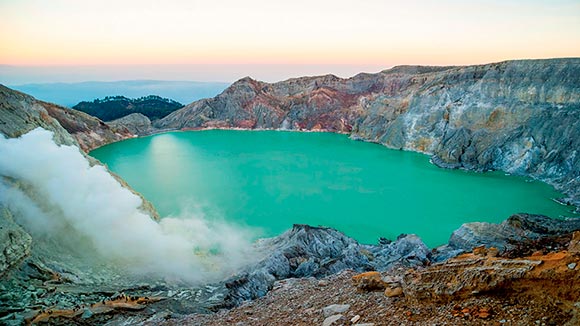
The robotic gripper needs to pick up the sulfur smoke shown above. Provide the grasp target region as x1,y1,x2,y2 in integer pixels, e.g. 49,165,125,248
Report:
0,128,258,283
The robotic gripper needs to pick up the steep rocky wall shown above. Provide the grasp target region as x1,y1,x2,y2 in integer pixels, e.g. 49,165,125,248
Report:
0,85,159,275
0,206,31,276
0,85,132,152
0,85,159,218
155,59,580,206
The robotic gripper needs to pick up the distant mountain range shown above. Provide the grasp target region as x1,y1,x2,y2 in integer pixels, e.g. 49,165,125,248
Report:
73,95,184,121
8,80,229,108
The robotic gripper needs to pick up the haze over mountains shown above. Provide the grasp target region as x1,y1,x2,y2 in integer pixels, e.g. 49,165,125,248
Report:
8,80,229,108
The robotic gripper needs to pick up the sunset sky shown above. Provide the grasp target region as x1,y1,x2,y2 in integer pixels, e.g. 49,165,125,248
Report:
1,0,579,83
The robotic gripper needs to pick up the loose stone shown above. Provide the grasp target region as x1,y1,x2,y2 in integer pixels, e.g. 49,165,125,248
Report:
322,314,343,326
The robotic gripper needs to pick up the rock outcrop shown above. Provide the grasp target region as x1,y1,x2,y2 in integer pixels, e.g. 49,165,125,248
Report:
402,248,580,324
0,85,133,152
0,212,575,324
446,213,580,252
0,207,31,276
107,113,153,135
0,85,159,277
155,59,580,207
204,225,430,309
137,233,580,326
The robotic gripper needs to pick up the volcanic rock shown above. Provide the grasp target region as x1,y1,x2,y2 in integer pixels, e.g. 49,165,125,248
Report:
107,113,153,135
154,59,580,207
446,213,580,252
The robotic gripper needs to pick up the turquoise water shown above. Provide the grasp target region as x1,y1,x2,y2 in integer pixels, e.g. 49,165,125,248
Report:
90,130,577,247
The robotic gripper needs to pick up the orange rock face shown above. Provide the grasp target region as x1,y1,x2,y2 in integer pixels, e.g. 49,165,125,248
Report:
403,250,580,308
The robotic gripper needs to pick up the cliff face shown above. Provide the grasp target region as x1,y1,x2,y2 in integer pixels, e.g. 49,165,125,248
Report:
0,207,31,276
0,85,133,152
156,59,580,206
0,85,159,276
0,85,159,218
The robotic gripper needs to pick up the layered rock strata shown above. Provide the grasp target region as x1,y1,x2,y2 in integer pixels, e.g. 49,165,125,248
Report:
0,85,131,152
155,59,580,207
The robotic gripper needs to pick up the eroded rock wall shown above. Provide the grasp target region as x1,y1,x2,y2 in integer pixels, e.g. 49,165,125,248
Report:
0,85,159,276
156,59,580,205
0,85,132,152
0,207,31,276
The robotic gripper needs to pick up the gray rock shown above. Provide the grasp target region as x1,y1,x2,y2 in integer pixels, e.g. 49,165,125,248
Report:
430,245,465,263
0,207,32,276
568,263,577,270
107,113,153,136
0,84,132,152
295,258,318,277
369,234,430,270
322,304,350,317
322,314,344,326
446,213,580,251
153,59,580,207
216,225,430,309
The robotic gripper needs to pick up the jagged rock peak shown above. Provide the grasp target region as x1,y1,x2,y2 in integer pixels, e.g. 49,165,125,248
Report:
225,76,263,90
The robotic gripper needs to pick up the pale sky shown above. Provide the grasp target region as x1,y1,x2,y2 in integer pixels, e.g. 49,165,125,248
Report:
1,0,579,83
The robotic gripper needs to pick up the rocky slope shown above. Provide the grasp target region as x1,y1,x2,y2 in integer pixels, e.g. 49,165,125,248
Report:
155,58,580,207
127,229,580,326
2,215,579,325
0,85,159,221
0,85,158,276
0,208,31,277
107,113,154,135
0,85,133,152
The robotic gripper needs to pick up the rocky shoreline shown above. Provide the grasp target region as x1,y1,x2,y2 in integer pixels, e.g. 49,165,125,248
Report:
1,214,579,325
108,59,580,210
0,214,580,325
144,245,580,326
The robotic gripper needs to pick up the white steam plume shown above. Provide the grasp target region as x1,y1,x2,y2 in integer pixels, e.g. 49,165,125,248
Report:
0,128,257,283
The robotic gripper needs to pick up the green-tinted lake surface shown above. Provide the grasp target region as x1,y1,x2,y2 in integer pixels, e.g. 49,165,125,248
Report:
90,130,577,247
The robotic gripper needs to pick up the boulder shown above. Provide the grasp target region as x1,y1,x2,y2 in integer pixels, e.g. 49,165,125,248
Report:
322,304,350,317
107,113,153,136
447,213,580,252
352,271,386,291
